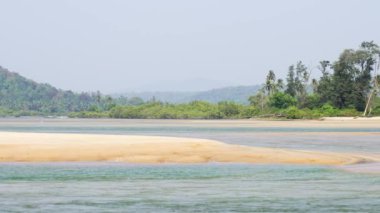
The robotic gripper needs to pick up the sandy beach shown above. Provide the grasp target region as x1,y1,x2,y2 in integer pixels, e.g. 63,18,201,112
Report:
0,131,378,165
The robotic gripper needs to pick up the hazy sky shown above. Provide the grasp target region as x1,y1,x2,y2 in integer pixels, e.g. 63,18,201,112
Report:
1,0,379,93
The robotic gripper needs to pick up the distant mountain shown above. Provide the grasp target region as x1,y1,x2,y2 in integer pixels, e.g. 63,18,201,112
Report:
129,78,233,92
115,91,197,103
187,85,261,104
0,66,103,113
116,85,260,104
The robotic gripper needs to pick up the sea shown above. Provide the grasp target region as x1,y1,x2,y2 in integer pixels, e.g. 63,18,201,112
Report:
0,119,379,212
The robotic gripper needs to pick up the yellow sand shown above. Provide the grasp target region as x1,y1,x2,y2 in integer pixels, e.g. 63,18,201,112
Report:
0,132,377,165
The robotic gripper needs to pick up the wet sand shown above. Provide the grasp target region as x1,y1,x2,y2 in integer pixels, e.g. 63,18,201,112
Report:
1,117,380,128
0,132,378,165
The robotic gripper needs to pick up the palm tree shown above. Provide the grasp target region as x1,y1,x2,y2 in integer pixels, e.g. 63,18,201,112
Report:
311,78,318,93
276,79,284,91
265,70,276,96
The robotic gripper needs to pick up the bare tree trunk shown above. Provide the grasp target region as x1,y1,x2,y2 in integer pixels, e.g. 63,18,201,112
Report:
363,92,373,116
364,57,380,117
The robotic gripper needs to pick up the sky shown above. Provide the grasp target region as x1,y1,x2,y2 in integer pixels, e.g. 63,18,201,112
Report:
1,0,380,93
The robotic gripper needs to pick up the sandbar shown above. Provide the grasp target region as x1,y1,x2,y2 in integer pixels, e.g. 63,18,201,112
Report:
0,132,377,165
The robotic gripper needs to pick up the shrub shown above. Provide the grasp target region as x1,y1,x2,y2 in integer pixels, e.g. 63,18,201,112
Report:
218,101,241,117
282,106,306,119
336,108,360,117
303,94,322,109
370,106,380,116
269,92,297,109
240,106,259,118
318,103,337,116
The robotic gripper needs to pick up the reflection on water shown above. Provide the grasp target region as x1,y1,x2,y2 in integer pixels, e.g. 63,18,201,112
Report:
0,119,379,212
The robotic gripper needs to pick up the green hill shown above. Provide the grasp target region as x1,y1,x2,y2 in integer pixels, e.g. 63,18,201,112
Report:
0,66,104,114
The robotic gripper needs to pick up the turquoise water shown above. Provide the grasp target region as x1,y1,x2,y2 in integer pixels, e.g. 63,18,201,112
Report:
1,163,379,212
0,119,380,212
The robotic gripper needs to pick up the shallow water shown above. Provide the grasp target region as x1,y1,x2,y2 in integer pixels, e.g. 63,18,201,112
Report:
0,119,379,212
1,163,380,212
1,118,379,153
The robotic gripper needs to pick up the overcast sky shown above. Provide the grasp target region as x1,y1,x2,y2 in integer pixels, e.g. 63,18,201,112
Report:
1,0,379,93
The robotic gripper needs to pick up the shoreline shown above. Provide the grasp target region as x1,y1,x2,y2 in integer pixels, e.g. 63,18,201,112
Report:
0,132,378,165
1,117,380,128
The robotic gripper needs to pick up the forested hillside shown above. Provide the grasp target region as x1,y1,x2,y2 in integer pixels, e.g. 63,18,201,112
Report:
0,66,112,114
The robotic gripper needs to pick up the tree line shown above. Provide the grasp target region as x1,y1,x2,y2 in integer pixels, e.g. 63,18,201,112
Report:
1,41,380,119
249,41,380,117
71,41,380,119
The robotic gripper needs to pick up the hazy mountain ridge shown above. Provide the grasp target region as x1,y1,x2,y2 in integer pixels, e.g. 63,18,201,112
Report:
116,85,260,104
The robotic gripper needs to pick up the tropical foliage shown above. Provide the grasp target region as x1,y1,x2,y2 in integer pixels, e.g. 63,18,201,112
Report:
248,41,380,118
1,41,379,119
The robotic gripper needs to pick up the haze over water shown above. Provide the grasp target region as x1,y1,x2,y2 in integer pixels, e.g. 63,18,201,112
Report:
2,1,380,92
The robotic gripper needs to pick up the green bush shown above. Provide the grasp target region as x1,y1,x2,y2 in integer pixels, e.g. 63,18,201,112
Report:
68,111,109,118
336,108,360,117
282,106,306,119
268,92,297,109
240,106,259,118
370,106,380,116
318,103,338,116
218,101,242,118
303,94,322,109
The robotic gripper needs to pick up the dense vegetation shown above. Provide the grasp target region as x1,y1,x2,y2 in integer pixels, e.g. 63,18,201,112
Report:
247,41,380,118
0,66,106,114
1,41,379,119
0,66,146,115
69,101,252,119
68,98,380,119
70,41,380,119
